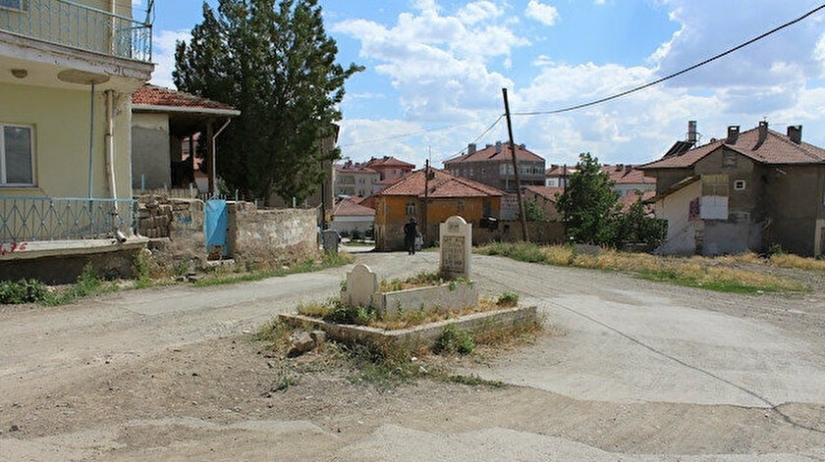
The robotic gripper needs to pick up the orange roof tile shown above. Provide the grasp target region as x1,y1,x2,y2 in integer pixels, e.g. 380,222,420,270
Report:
333,198,375,217
376,168,503,198
132,84,239,115
364,156,415,169
524,186,564,201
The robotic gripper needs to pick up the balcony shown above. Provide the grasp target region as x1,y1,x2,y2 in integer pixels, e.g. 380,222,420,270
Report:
0,0,152,62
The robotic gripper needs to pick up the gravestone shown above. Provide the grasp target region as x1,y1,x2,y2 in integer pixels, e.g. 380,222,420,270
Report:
341,263,377,307
439,216,472,279
322,229,339,253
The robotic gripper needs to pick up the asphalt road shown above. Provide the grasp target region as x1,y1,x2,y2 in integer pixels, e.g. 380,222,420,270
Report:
1,249,824,461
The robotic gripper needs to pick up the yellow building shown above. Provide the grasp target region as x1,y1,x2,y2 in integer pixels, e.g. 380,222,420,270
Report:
373,168,502,251
0,0,153,243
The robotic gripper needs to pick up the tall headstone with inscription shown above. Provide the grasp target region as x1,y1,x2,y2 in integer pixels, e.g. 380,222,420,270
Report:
439,216,472,279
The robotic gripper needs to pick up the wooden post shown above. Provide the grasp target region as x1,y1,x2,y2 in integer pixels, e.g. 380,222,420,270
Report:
502,88,528,241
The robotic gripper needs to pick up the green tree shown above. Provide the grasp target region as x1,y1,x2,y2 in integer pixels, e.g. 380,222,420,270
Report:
556,153,620,246
517,197,545,221
174,0,362,203
615,194,667,249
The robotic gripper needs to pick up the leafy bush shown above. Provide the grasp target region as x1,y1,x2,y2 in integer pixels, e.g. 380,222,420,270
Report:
434,323,475,355
324,301,377,325
0,278,49,304
350,228,363,241
496,291,519,307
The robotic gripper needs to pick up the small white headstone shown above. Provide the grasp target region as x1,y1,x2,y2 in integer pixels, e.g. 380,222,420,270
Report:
439,216,472,279
342,263,377,307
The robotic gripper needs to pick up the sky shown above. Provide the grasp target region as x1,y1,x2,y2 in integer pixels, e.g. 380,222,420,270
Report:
139,0,825,171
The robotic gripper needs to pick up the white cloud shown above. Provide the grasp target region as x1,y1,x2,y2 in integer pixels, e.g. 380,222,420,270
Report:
334,0,825,168
332,2,527,131
525,0,560,27
149,29,191,89
457,1,503,24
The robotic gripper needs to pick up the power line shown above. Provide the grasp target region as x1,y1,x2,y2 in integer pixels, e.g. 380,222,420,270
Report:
512,3,825,117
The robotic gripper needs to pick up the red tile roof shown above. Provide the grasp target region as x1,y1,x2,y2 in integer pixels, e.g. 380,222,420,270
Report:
641,124,825,169
333,198,375,217
524,185,564,201
546,164,576,176
364,156,415,169
444,142,544,165
376,168,503,198
602,165,655,185
132,84,239,114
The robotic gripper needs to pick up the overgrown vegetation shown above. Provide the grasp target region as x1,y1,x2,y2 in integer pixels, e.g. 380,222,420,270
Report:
378,270,445,292
556,152,666,249
0,278,49,304
297,295,514,331
477,241,811,294
433,323,475,355
256,314,538,390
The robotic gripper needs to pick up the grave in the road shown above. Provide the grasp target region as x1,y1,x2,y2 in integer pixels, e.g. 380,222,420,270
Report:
282,216,538,353
439,216,472,279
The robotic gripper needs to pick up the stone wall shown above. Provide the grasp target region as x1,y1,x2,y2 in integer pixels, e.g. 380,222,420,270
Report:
136,197,317,269
229,204,319,267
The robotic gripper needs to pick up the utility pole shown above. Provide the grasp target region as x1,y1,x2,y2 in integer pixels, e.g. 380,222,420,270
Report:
502,88,528,241
423,159,430,246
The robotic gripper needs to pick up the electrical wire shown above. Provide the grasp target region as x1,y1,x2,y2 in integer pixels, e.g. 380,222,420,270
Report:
512,3,825,117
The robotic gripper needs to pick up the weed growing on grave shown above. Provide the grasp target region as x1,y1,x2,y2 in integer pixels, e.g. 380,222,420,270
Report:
434,323,475,355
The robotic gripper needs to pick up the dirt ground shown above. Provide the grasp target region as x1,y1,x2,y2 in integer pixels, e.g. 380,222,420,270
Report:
1,251,824,461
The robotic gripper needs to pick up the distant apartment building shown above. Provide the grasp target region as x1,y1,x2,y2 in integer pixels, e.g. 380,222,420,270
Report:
334,161,380,198
444,141,546,193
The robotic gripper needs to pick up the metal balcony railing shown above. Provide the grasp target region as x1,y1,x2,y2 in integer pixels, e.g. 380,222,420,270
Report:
0,196,136,244
0,0,152,62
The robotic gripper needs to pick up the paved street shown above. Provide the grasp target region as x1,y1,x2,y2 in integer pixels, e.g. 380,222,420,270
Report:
1,250,824,461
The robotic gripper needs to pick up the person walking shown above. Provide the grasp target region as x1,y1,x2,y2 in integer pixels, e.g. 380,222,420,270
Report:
404,217,418,255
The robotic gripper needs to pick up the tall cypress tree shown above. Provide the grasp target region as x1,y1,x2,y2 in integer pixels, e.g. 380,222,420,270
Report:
173,0,362,203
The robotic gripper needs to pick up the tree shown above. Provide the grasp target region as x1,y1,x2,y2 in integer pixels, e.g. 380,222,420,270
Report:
517,197,545,221
174,0,362,203
615,194,667,249
556,153,620,246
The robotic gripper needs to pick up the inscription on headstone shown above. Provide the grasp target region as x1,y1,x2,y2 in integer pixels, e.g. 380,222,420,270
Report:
439,216,472,279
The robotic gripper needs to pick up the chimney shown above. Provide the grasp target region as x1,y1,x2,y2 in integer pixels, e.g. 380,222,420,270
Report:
467,143,476,154
519,143,526,149
787,125,802,144
757,121,769,146
495,141,502,154
626,165,632,173
726,126,740,144
687,120,697,145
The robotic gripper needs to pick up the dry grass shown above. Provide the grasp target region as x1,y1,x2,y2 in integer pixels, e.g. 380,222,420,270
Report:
477,242,813,294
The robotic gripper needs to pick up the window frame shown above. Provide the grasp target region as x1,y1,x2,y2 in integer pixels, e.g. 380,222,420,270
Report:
0,0,27,12
734,180,746,191
0,123,35,187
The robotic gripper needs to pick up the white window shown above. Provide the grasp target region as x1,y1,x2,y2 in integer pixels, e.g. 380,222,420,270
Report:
1,124,34,186
405,201,416,216
734,180,746,190
0,0,26,11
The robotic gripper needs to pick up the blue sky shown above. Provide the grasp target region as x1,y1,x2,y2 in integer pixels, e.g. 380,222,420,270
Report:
141,0,825,170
